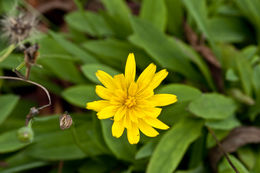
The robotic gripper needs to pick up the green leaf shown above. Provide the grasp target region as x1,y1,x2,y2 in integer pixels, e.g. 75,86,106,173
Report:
236,53,253,96
165,0,183,37
175,165,205,173
0,151,47,173
242,45,258,60
82,38,151,70
208,17,251,43
158,84,202,125
140,0,167,31
158,84,202,102
100,119,136,162
135,141,157,159
147,118,204,173
129,17,201,81
0,54,23,70
235,0,260,43
49,31,98,63
188,93,237,120
79,159,115,173
27,131,86,160
238,147,255,170
225,68,239,82
65,11,113,37
205,115,240,130
0,130,31,153
252,150,260,173
81,64,120,84
168,40,215,90
0,94,19,125
219,155,249,173
37,56,85,84
62,85,97,108
182,0,212,44
26,115,101,160
0,44,16,63
101,0,132,38
253,64,260,97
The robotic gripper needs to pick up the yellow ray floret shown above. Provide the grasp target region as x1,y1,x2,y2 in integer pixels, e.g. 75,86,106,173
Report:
86,53,177,144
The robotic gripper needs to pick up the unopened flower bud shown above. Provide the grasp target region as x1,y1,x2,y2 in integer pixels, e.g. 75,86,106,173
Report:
17,126,34,142
59,112,73,130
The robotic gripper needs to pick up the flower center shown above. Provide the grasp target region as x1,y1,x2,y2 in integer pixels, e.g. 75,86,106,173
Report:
125,96,136,108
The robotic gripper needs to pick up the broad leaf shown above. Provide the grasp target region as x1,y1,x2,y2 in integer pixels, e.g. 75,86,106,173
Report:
81,64,119,84
62,85,97,108
65,11,113,37
0,130,31,153
189,93,237,120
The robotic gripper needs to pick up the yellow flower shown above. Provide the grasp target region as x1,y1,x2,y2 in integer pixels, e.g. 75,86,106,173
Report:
86,53,177,144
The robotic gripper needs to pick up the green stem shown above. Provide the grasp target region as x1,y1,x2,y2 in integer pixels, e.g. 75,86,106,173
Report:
15,62,26,71
0,44,16,63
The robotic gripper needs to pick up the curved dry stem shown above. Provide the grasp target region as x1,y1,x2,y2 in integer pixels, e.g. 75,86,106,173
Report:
0,76,51,110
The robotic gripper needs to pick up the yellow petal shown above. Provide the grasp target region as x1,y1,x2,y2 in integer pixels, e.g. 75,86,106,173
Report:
136,88,154,100
138,119,159,137
137,63,156,91
96,70,115,89
128,109,139,123
114,74,127,91
149,69,168,89
114,106,127,121
97,106,118,119
127,123,140,144
128,82,138,96
112,121,125,138
123,111,131,129
86,100,110,112
148,94,177,106
110,89,127,105
136,106,162,118
96,85,113,100
125,53,136,87
144,117,169,130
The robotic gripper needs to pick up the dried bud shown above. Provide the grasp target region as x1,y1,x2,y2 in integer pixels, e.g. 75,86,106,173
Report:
17,126,34,142
24,43,39,66
1,12,37,47
59,112,73,130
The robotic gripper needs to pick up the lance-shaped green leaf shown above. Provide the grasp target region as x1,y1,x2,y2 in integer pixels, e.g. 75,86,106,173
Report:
147,118,204,173
129,17,202,81
140,0,167,31
0,94,19,125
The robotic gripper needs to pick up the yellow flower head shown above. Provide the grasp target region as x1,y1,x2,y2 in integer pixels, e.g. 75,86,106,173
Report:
86,53,177,144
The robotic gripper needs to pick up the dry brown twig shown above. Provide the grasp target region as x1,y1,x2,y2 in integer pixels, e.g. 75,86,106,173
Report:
207,127,239,173
183,21,224,92
0,76,51,126
209,126,260,172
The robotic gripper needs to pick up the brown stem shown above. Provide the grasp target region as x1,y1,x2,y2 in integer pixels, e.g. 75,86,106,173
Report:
207,127,239,173
58,161,64,173
25,65,31,80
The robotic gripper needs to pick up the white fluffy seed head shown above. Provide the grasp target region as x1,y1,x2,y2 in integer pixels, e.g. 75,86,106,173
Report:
0,12,38,47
